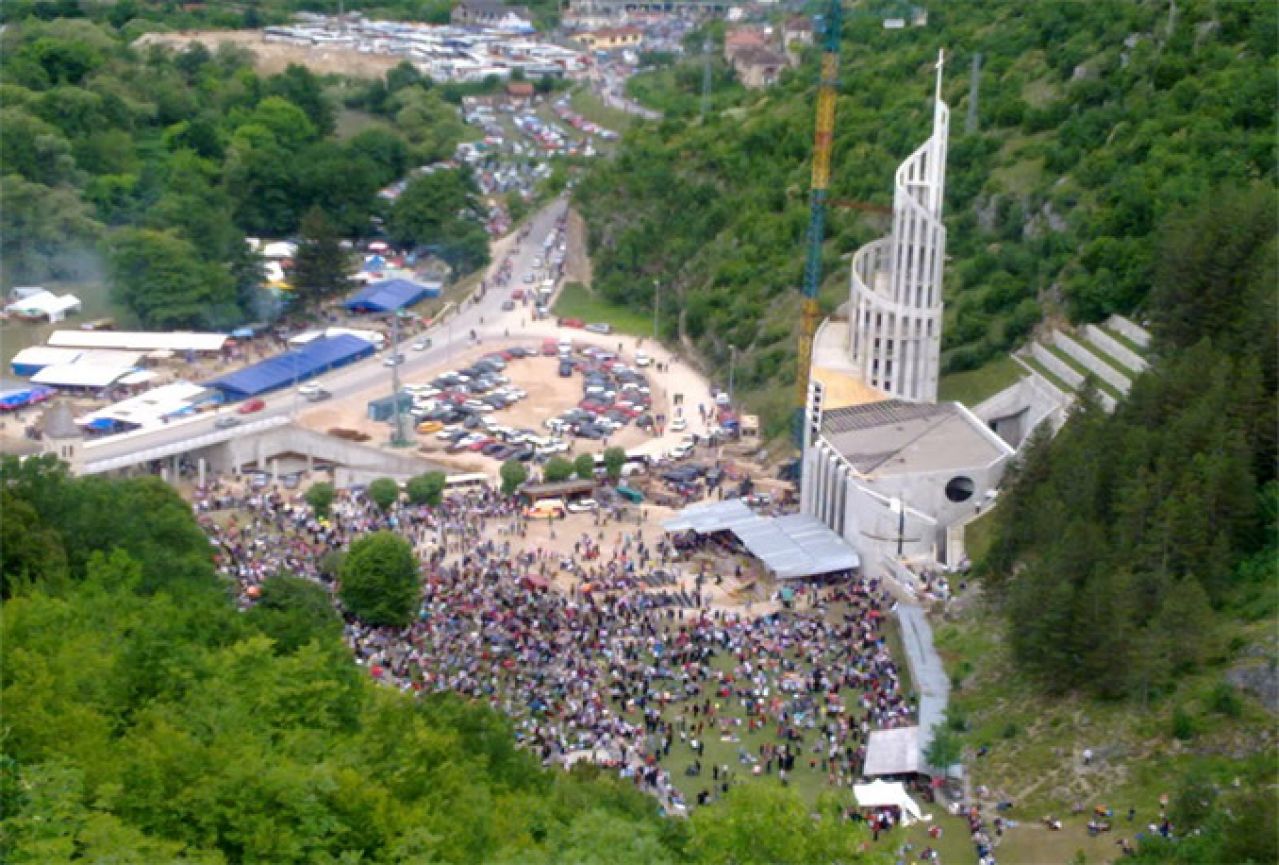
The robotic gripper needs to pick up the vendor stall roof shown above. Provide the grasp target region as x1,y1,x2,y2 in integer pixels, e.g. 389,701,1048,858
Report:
31,363,134,388
47,330,228,352
663,499,860,579
344,278,440,313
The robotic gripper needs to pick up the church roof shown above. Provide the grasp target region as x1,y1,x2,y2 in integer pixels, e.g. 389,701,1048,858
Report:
820,399,1010,476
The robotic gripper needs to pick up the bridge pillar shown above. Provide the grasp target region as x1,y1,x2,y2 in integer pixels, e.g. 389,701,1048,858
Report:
271,457,279,483
198,457,207,487
256,437,265,473
160,465,169,483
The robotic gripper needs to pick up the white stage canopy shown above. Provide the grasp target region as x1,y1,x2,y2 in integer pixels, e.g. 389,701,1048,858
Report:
853,779,924,825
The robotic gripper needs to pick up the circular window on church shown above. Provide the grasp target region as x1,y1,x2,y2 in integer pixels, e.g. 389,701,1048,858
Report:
945,476,975,503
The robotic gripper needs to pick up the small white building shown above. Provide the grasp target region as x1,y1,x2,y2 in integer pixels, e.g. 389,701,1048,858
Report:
4,289,82,323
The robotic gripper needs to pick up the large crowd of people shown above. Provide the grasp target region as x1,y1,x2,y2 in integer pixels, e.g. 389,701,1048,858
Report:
196,479,917,819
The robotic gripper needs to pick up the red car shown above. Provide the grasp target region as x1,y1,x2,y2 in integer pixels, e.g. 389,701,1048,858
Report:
467,437,494,452
238,398,266,414
560,317,585,329
512,288,525,300
541,339,558,356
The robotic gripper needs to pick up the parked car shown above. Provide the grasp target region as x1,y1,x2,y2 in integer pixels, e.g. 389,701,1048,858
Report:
501,300,516,311
238,398,266,414
417,420,444,434
412,338,432,350
670,417,688,432
566,498,599,513
558,360,574,377
634,351,652,367
214,415,241,429
585,322,612,335
383,353,406,367
297,382,322,396
306,389,332,402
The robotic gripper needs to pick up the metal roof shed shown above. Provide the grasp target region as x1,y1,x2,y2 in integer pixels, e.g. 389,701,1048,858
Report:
207,335,375,400
11,347,83,377
345,278,439,313
663,499,860,579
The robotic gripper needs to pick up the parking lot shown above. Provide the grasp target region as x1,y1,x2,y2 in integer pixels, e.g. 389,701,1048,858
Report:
298,335,670,473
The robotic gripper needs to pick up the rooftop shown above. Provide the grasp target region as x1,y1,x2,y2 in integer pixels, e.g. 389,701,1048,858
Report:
663,499,860,579
820,399,1012,476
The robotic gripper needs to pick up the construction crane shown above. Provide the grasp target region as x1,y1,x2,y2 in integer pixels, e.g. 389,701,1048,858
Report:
794,0,844,443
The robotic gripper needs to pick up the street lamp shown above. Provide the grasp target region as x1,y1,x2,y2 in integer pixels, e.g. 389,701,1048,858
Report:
652,279,660,343
728,345,736,406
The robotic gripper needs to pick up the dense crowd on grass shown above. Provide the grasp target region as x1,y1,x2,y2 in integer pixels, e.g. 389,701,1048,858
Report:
199,480,916,821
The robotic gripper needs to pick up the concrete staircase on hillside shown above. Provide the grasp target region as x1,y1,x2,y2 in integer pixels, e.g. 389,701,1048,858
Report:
1014,314,1152,414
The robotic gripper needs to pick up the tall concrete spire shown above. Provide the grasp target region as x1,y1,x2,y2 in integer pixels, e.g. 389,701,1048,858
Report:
846,56,950,403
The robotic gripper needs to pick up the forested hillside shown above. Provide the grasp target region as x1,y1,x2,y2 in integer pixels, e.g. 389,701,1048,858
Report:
0,455,889,864
959,186,1277,863
0,18,482,328
575,0,1276,426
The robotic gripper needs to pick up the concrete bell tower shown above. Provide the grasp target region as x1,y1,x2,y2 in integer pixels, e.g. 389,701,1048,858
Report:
847,50,950,403
41,401,84,474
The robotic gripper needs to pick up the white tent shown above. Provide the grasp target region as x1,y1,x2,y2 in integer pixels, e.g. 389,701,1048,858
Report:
853,780,924,825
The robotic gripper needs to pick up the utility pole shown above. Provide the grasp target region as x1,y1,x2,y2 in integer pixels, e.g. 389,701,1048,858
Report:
390,313,409,447
652,280,660,342
700,37,713,119
727,345,736,406
965,52,982,134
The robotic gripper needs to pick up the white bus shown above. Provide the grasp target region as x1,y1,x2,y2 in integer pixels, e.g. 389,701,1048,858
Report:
444,472,490,492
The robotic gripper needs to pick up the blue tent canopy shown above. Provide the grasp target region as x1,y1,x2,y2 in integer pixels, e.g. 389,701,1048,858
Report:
206,335,375,400
345,278,440,313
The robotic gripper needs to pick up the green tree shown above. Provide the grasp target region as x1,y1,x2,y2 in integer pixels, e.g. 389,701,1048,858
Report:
688,784,877,865
925,721,964,769
544,456,573,483
304,481,336,518
338,531,419,627
291,207,352,310
405,471,446,506
246,573,341,654
388,169,491,274
573,453,596,481
367,478,400,512
602,447,627,482
500,459,528,496
106,227,238,328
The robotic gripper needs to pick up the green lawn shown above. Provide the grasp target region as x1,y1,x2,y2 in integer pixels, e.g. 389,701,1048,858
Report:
938,355,1025,406
961,509,999,566
568,86,636,133
552,282,653,337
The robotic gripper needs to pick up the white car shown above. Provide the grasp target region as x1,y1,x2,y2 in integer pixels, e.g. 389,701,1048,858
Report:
566,498,598,513
670,417,688,432
634,351,652,367
298,382,322,396
436,426,462,440
668,443,693,460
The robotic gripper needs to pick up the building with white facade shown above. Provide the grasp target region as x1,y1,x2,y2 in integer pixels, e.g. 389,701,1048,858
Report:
847,51,949,404
800,393,1014,577
798,53,1002,581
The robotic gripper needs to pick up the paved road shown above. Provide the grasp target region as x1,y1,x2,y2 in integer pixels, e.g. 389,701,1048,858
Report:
83,200,569,466
84,197,716,470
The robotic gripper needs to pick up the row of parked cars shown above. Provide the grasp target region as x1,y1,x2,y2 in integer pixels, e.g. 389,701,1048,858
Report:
405,346,576,463
541,342,658,441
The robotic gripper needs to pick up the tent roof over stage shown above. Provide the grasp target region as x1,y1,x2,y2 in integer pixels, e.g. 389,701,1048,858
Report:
663,499,860,579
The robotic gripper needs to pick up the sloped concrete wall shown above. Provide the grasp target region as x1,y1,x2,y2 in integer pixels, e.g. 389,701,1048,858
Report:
1053,330,1131,394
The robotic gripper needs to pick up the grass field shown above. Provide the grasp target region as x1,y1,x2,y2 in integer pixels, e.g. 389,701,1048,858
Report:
569,86,636,134
552,282,653,337
938,355,1025,406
